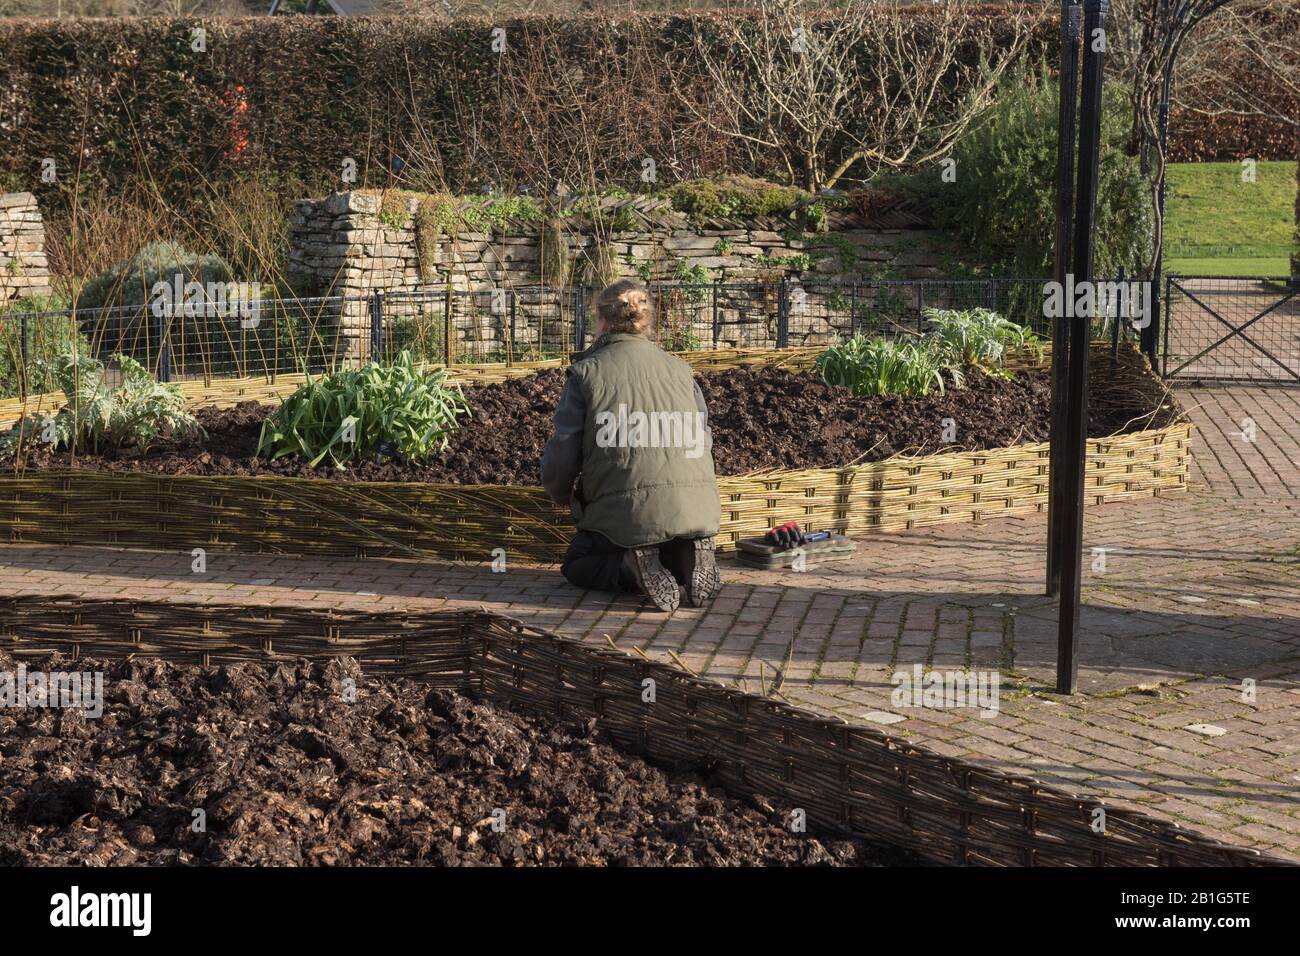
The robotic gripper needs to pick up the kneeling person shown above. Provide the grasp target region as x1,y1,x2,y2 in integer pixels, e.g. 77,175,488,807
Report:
541,280,721,611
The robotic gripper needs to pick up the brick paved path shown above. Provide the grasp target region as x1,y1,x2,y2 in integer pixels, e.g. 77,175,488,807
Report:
1179,383,1300,498
3,384,1297,858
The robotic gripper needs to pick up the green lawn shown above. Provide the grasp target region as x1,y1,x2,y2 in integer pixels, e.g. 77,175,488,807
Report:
1166,256,1291,277
1164,160,1296,277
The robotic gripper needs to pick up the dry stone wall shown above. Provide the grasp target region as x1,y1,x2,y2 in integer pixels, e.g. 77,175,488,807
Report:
288,190,942,357
0,192,52,307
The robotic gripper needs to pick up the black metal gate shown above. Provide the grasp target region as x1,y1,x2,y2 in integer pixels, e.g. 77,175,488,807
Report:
1162,275,1300,384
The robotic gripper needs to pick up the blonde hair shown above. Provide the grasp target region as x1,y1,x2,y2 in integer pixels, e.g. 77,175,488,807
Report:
594,279,653,336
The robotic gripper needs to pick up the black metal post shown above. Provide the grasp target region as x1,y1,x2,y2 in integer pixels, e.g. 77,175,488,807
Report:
850,283,858,339
776,277,789,349
443,285,454,366
508,291,517,366
1162,274,1173,375
1111,266,1125,360
574,288,586,351
711,281,720,347
369,290,384,363
1056,0,1109,696
1047,0,1083,598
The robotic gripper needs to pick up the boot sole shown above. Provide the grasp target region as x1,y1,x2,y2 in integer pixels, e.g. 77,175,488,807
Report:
628,547,681,612
685,537,721,607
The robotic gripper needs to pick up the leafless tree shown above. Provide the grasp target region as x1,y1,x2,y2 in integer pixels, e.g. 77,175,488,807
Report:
1110,0,1297,147
1112,0,1247,276
684,0,1038,192
1172,0,1299,132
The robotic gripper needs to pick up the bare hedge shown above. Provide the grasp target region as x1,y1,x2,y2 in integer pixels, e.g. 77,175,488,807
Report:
0,10,1051,201
0,10,1291,205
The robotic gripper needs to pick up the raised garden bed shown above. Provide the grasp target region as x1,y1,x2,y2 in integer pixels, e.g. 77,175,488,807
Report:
0,597,1277,867
0,345,1190,561
1,651,904,866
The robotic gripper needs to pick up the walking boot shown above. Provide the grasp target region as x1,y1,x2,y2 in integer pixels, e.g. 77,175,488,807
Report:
623,546,681,612
662,536,721,608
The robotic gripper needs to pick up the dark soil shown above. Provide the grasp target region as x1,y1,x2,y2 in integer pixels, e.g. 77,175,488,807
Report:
6,365,1174,484
0,652,913,866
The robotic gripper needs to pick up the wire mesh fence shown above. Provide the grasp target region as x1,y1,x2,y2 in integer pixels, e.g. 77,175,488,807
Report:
0,295,368,398
2,276,1155,398
1162,275,1299,384
377,287,582,366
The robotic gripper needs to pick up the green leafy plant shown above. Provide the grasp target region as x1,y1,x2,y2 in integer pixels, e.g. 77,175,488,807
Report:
816,336,959,398
0,351,202,457
871,285,908,321
378,193,411,230
72,240,250,375
921,67,1151,281
674,261,711,284
0,309,92,399
923,308,1038,366
659,321,703,353
412,194,463,281
673,260,712,302
816,234,860,273
256,351,470,469
459,193,544,231
667,176,809,224
380,311,448,365
608,204,638,233
74,240,236,313
801,201,830,233
377,189,546,242
630,258,654,283
756,252,811,273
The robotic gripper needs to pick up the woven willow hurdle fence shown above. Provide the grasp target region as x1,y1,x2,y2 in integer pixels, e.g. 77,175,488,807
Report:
1,596,1283,867
0,345,1189,562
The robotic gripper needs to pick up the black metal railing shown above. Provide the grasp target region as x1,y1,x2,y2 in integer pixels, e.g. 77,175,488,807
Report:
2,276,1153,399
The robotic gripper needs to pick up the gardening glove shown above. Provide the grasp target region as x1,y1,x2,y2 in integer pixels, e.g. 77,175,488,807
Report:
766,521,806,550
